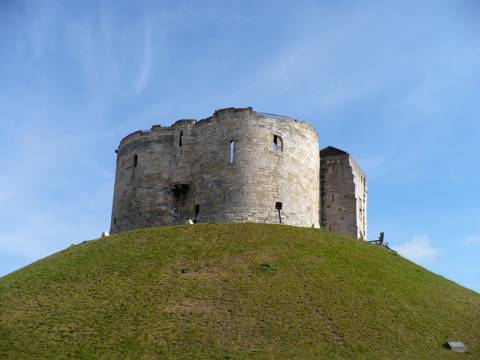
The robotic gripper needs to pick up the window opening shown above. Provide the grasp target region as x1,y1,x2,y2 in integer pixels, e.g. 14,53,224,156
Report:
172,184,190,201
114,217,116,225
179,131,183,147
194,204,200,223
332,194,335,202
275,202,283,224
273,135,283,151
134,154,138,167
230,140,235,163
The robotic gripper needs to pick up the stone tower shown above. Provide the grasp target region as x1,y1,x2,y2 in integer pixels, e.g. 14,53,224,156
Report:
320,146,367,239
110,107,320,234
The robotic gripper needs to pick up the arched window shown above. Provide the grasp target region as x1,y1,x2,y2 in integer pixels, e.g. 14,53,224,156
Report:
273,135,283,152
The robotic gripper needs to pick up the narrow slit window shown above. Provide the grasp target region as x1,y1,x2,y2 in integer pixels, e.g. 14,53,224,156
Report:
134,155,138,167
273,135,278,151
195,204,200,215
114,217,117,225
179,131,183,146
275,202,283,224
332,194,335,202
230,140,235,163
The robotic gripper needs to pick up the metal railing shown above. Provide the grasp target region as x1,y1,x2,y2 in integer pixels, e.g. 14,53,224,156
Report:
257,112,296,120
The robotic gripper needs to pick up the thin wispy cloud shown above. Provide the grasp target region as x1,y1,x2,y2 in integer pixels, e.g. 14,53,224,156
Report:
393,235,443,266
465,236,480,245
135,23,153,94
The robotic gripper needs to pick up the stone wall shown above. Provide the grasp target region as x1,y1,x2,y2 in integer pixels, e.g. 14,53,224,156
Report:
320,147,368,239
110,107,320,234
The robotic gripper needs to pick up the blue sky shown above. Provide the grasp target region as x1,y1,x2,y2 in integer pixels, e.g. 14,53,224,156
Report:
1,0,479,293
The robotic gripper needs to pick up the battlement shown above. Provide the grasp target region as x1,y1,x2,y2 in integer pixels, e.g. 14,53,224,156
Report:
213,106,255,116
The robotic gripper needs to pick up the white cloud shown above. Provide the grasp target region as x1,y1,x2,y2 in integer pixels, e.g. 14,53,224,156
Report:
465,236,480,244
393,234,443,266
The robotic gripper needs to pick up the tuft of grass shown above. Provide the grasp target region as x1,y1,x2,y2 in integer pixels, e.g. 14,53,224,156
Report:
1,223,480,359
259,263,273,272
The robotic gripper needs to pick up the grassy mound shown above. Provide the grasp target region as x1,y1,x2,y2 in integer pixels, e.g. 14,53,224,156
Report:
1,223,479,359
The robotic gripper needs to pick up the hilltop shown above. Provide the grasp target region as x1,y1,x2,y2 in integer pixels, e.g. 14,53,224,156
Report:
1,223,479,359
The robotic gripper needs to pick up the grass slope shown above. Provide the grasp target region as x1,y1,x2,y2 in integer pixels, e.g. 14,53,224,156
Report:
1,223,479,359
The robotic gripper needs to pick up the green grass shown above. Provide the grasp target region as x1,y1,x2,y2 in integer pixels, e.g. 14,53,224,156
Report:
1,223,479,359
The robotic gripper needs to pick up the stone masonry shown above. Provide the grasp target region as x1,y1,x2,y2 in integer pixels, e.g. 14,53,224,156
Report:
320,146,367,239
110,107,367,239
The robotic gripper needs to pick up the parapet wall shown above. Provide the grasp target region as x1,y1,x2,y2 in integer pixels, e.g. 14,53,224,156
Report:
110,107,320,234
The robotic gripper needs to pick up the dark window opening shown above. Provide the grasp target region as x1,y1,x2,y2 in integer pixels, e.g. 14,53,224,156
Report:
134,154,138,167
114,217,116,225
332,194,335,202
275,202,283,224
194,204,200,224
172,184,190,201
230,140,235,163
179,131,183,146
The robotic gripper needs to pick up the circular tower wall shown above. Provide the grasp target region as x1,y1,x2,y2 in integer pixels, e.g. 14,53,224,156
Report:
191,107,320,227
110,107,320,234
110,120,197,234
